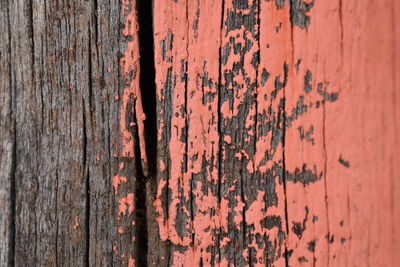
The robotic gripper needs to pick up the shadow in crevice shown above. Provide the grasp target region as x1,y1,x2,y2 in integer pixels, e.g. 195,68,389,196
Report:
137,0,157,178
135,0,157,266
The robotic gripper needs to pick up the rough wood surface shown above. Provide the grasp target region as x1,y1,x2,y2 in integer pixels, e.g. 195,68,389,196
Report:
0,0,147,266
152,0,400,266
0,0,399,266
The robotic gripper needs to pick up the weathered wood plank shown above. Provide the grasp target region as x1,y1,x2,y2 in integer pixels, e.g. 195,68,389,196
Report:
1,0,400,266
255,2,292,265
152,0,193,265
2,0,145,266
87,0,144,265
0,1,14,265
85,1,121,264
327,1,400,266
8,0,94,265
152,0,400,266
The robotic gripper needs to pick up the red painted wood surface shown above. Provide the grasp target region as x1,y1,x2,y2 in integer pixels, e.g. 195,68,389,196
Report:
152,0,400,266
0,0,399,266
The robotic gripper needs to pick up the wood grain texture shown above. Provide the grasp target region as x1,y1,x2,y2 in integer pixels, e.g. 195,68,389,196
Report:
0,0,399,266
0,0,146,266
0,1,14,265
152,0,400,266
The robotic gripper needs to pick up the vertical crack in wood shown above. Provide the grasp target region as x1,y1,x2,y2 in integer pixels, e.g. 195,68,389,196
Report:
5,1,16,265
252,1,261,265
284,8,296,264
136,0,157,265
282,94,290,267
85,14,97,264
217,1,226,264
54,167,59,267
29,0,40,262
29,0,35,93
133,117,148,267
321,82,330,267
240,167,246,248
82,97,90,267
184,0,192,248
137,0,157,178
114,11,121,265
217,0,225,205
9,119,16,267
254,0,261,164
339,0,344,61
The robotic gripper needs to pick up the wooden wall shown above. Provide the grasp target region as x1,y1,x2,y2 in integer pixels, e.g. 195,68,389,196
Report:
0,0,399,266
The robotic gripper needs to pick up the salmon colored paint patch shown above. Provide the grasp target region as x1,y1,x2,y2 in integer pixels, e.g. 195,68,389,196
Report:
112,175,127,195
128,255,135,267
159,159,166,172
113,242,118,255
73,216,79,229
118,193,135,216
233,196,245,231
246,160,254,174
219,198,229,232
223,135,232,144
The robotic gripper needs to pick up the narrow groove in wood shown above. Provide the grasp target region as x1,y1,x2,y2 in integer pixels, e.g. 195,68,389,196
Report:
217,0,225,206
82,98,90,267
217,1,225,263
6,1,16,265
137,0,157,178
9,121,16,267
282,85,290,267
136,0,157,265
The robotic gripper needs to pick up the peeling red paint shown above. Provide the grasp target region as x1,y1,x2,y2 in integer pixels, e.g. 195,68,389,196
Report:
112,0,144,264
73,216,79,230
118,193,135,216
152,0,400,266
120,0,147,170
113,175,127,195
113,242,118,255
159,159,166,172
153,0,224,264
2,0,397,265
128,255,135,267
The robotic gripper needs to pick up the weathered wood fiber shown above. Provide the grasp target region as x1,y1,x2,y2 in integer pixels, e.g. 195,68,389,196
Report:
152,0,400,266
0,0,146,266
0,0,400,266
0,1,14,265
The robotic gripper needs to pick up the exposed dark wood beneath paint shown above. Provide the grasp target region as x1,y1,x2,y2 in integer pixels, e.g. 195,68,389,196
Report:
0,0,399,266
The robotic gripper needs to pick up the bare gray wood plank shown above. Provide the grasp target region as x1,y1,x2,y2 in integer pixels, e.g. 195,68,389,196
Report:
0,1,14,265
2,0,145,266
